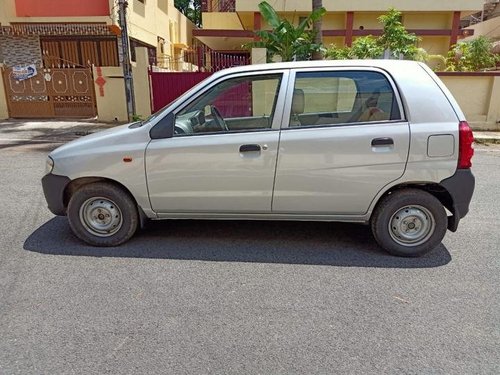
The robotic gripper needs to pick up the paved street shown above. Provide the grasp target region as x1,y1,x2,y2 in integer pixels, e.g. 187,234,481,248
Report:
0,130,499,374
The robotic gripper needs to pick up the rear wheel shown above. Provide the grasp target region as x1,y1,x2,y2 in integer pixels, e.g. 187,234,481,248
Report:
68,182,139,246
371,189,447,257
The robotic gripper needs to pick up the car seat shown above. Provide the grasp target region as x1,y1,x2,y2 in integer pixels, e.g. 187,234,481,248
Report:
290,89,305,126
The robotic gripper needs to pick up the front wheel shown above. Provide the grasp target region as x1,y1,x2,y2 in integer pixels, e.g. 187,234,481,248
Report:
67,182,139,246
371,189,447,257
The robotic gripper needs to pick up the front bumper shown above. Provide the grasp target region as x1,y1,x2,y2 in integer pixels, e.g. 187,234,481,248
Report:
440,169,475,232
41,174,71,216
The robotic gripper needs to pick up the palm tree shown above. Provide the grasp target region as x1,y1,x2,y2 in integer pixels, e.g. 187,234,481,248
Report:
312,0,324,60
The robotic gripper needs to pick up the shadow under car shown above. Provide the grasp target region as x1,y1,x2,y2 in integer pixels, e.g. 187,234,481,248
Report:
24,217,452,268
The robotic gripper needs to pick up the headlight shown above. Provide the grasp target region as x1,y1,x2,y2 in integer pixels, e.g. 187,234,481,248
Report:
45,156,54,174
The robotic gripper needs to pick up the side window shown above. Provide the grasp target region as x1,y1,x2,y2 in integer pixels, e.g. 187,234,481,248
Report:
175,74,282,136
290,71,401,127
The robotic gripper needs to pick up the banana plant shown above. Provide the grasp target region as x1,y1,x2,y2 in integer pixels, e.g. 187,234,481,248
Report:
250,1,326,62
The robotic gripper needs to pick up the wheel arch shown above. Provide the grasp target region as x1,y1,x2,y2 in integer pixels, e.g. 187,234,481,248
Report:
370,182,454,228
63,177,149,227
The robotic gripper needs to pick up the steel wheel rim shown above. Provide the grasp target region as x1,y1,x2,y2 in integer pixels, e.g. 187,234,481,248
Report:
79,197,123,237
388,205,435,247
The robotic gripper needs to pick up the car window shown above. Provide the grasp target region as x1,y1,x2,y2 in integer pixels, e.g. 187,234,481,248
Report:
289,71,401,127
174,74,282,136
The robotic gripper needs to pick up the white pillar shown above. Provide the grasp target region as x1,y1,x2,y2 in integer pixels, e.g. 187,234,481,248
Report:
251,48,267,64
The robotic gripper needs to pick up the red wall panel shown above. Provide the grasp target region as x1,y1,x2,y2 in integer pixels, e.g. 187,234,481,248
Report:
150,72,212,113
15,0,110,17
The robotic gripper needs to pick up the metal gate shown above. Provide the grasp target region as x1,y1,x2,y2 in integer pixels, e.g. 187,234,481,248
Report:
2,67,97,118
183,47,250,73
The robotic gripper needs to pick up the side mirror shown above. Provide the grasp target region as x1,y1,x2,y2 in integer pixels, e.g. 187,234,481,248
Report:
149,112,175,139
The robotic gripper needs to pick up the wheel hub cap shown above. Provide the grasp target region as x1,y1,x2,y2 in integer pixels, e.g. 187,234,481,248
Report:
389,205,435,247
79,197,123,237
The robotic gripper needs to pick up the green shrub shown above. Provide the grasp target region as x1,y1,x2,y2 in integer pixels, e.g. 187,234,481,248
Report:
446,36,499,72
325,8,419,61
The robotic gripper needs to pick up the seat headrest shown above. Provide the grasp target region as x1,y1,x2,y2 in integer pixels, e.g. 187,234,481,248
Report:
365,90,381,108
291,88,305,114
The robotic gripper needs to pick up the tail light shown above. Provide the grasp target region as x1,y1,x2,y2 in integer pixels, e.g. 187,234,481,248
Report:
458,121,474,169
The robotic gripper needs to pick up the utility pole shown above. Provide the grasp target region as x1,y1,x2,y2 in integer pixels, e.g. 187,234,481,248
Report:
118,0,136,121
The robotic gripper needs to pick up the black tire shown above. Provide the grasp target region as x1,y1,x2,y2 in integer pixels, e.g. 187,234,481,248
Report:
67,182,139,246
371,189,447,257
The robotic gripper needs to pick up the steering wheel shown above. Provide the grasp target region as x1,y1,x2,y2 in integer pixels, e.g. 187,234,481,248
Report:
210,105,228,131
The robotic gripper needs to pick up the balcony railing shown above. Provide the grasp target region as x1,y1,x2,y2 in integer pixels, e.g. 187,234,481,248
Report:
201,0,235,12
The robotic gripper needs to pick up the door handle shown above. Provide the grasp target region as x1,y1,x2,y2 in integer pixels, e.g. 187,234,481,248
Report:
239,144,261,152
371,137,394,146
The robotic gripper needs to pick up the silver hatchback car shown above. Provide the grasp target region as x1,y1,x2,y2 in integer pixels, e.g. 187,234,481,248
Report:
42,60,475,257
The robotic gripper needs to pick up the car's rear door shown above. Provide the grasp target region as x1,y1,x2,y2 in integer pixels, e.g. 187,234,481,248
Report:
272,68,410,215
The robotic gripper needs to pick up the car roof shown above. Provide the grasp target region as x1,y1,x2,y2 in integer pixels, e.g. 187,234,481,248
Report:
210,59,424,77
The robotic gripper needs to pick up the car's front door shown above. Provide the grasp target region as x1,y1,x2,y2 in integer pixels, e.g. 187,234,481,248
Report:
146,71,287,214
272,68,410,215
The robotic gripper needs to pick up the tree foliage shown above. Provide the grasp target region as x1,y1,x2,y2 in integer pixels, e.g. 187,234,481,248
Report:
174,0,201,27
325,8,419,61
325,36,383,60
248,1,326,62
446,36,499,71
378,8,419,59
324,45,350,60
349,36,384,59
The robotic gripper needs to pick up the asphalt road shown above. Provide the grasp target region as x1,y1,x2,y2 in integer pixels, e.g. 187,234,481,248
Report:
0,138,499,374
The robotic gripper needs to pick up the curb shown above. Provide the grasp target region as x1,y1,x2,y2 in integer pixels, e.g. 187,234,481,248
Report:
473,131,500,145
475,138,500,145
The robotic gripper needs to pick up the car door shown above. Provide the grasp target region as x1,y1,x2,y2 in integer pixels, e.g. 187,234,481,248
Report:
145,71,287,214
272,68,410,215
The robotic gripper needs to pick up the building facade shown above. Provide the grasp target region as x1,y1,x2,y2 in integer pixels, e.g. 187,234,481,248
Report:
0,0,193,119
197,0,484,56
462,0,500,45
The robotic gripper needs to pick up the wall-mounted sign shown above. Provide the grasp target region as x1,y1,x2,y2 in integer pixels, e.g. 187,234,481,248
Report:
12,64,37,81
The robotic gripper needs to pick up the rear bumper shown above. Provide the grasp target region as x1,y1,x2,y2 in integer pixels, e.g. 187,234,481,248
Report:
41,174,71,216
440,169,475,231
